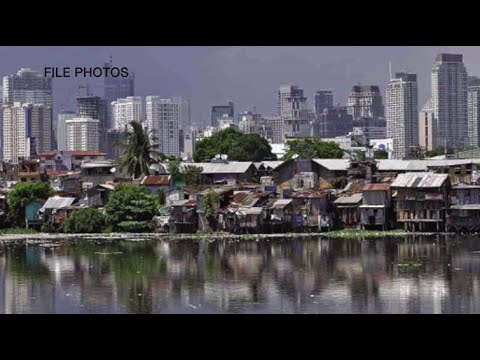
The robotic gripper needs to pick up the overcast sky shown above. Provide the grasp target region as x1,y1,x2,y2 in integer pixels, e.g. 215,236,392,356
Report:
0,46,478,126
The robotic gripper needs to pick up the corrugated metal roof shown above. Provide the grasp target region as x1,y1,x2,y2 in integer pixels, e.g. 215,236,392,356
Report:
140,175,171,186
155,162,253,174
312,159,350,171
260,161,287,170
171,199,196,206
391,172,448,188
359,204,385,208
236,207,263,215
450,204,480,210
334,193,363,204
81,161,114,169
40,196,76,210
241,192,262,207
377,159,476,172
272,199,292,209
362,184,391,191
292,189,327,198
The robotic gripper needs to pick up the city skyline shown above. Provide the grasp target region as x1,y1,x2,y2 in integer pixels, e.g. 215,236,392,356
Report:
1,46,479,126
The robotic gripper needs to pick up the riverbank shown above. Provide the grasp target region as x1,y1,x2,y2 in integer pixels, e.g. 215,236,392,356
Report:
0,229,450,243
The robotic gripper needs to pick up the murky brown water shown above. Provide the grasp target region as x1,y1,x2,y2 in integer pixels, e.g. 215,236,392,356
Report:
1,235,480,313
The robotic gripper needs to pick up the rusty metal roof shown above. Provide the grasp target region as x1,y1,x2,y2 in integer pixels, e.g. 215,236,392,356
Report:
236,207,263,215
140,175,171,186
292,189,328,198
334,193,363,205
391,172,448,188
362,184,391,191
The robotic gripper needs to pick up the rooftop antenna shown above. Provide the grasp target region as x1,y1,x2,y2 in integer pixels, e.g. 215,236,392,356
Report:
109,53,113,65
389,61,393,81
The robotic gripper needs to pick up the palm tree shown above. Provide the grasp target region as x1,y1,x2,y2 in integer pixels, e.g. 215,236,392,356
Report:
116,121,165,179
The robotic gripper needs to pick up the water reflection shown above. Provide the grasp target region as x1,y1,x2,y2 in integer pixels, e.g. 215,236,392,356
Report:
1,235,480,313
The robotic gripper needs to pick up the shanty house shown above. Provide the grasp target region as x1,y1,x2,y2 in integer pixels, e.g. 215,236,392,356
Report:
255,159,295,184
359,184,393,230
81,161,116,188
171,199,198,233
446,184,480,232
84,184,115,207
235,207,264,233
269,199,294,232
311,159,350,183
38,196,78,225
333,193,363,229
391,172,449,232
291,189,333,231
140,175,172,194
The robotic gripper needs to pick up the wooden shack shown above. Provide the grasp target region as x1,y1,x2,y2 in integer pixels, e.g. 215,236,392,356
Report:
333,193,363,229
359,183,393,230
391,172,449,232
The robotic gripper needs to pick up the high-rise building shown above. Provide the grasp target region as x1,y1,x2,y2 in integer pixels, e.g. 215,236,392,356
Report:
419,99,436,151
111,96,143,131
3,103,52,162
314,90,334,116
352,117,386,146
104,61,135,130
211,102,234,127
313,107,353,138
467,76,480,148
347,85,384,119
57,111,76,151
432,53,468,150
3,68,53,106
146,96,190,156
263,116,283,144
277,84,311,140
182,127,198,161
386,72,419,159
66,117,99,151
76,93,105,149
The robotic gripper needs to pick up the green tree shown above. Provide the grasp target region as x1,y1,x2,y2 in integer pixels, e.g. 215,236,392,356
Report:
166,157,183,183
200,188,220,231
193,128,275,162
155,189,166,206
104,183,158,232
63,208,106,233
116,121,165,179
183,165,204,186
7,182,54,227
373,149,388,159
283,139,344,160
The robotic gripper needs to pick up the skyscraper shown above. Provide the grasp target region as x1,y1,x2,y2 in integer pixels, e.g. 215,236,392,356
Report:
419,99,436,151
3,68,53,106
347,85,384,119
57,111,76,151
431,53,468,150
146,96,190,157
76,94,106,151
468,76,480,148
104,61,135,130
314,90,334,116
386,72,419,159
277,84,310,140
66,117,99,151
3,103,52,162
111,96,143,131
211,102,234,127
313,107,353,138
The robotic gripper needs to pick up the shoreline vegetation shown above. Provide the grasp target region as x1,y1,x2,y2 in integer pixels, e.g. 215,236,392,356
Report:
0,229,454,243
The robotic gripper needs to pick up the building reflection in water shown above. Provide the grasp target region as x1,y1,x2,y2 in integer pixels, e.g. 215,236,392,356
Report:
1,234,480,313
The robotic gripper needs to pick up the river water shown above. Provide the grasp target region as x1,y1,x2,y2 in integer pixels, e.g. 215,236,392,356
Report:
1,235,480,314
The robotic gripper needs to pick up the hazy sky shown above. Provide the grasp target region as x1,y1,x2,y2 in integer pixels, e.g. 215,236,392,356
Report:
0,46,478,126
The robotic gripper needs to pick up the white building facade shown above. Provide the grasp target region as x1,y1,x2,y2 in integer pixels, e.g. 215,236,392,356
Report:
3,103,52,162
66,117,99,151
145,96,189,157
386,72,418,159
111,96,143,131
